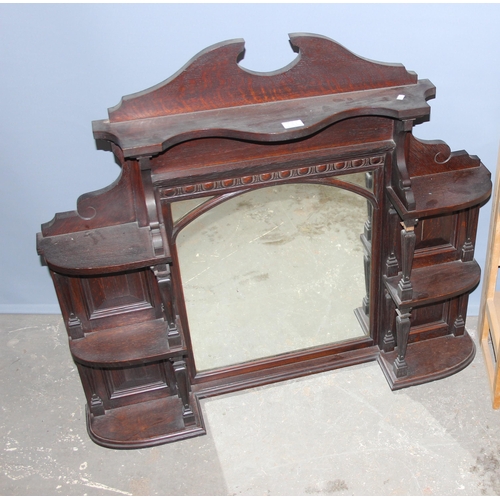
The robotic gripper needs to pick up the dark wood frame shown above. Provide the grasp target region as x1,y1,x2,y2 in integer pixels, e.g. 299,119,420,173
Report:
37,34,491,448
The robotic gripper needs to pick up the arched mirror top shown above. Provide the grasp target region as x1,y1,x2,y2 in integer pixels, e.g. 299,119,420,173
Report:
170,172,377,242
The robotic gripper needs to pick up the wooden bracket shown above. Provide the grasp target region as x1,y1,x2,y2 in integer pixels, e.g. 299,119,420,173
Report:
139,166,166,257
391,121,416,212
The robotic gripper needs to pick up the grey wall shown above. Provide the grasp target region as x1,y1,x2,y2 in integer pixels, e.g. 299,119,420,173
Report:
1,3,499,314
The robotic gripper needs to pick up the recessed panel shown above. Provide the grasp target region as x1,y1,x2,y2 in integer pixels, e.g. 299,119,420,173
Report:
415,214,456,250
82,270,154,320
105,362,170,400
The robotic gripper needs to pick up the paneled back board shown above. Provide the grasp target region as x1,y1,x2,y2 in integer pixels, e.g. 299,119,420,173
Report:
37,34,491,448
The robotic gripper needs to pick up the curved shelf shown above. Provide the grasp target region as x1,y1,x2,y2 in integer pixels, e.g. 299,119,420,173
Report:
93,80,434,158
70,318,184,367
384,260,481,309
37,222,171,276
87,394,205,449
378,331,476,390
387,165,491,219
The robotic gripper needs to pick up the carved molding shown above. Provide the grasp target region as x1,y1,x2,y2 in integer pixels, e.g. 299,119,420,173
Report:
160,155,385,201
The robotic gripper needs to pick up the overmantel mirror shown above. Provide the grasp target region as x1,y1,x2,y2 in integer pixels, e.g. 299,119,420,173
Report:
37,33,491,449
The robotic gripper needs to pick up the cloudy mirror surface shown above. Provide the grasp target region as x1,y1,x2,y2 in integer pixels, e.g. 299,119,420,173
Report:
174,180,370,372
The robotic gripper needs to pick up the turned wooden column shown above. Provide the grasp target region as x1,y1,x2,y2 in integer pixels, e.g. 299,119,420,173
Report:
172,358,195,426
398,219,417,301
362,171,374,315
394,307,412,377
152,263,181,347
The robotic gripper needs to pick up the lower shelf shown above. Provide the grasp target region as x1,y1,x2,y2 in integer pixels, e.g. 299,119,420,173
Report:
378,331,476,390
87,393,206,449
84,332,477,448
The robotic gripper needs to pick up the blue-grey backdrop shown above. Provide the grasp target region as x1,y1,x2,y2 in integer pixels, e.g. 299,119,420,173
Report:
1,3,499,314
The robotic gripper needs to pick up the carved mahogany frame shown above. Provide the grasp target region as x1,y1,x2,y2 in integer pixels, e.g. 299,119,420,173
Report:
164,156,385,387
37,34,491,448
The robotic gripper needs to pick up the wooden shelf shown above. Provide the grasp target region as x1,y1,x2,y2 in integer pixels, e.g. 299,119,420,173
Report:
387,165,491,220
37,222,171,275
87,394,205,449
70,318,185,367
93,80,434,158
384,260,481,309
378,332,476,390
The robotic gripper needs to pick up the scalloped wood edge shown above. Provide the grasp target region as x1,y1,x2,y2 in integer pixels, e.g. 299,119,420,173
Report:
108,33,418,122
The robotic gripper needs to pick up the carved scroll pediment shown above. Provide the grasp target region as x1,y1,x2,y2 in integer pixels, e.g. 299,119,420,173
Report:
108,33,418,123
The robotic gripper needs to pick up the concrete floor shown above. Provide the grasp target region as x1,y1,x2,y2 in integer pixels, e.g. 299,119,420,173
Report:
1,313,500,495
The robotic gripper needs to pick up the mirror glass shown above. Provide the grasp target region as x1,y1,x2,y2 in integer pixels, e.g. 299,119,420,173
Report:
174,178,370,372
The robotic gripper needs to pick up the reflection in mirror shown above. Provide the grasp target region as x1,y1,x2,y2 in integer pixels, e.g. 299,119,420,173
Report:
174,180,371,372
